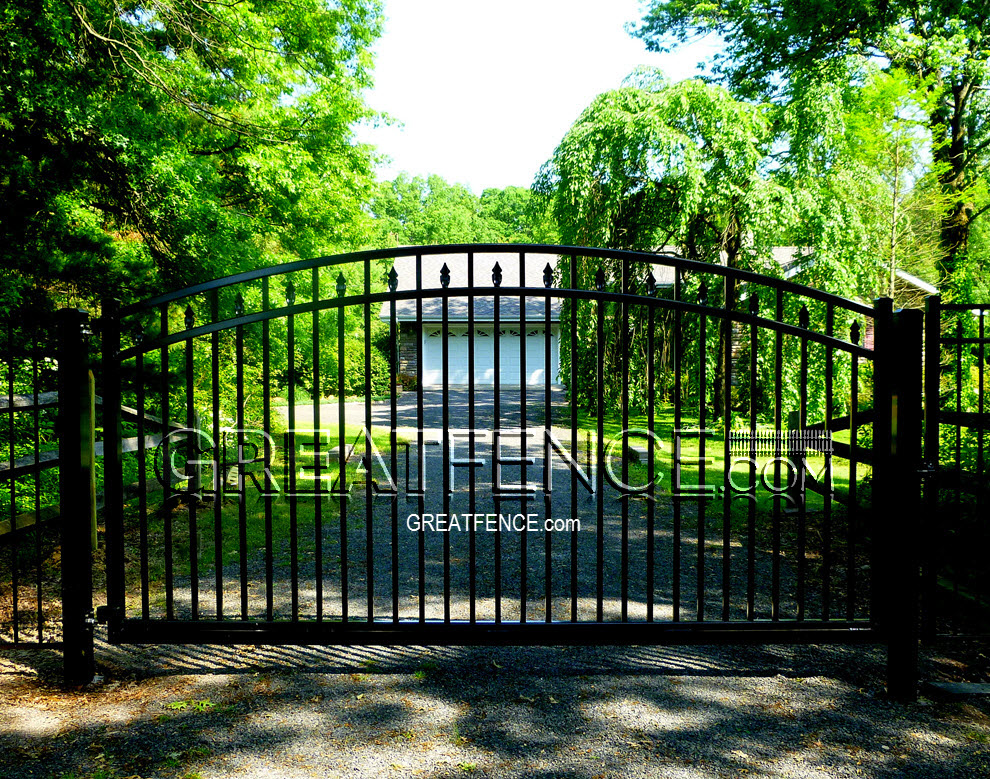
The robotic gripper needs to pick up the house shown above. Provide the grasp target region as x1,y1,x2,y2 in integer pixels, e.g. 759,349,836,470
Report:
380,247,936,388
380,253,562,387
893,268,939,310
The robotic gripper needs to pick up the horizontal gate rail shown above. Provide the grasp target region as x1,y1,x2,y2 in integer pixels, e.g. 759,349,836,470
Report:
938,410,990,430
111,618,880,646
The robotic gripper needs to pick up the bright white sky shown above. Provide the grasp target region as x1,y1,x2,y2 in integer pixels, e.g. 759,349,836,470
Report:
358,0,719,194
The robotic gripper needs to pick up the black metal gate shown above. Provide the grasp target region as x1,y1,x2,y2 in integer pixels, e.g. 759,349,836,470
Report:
91,245,922,695
923,297,990,639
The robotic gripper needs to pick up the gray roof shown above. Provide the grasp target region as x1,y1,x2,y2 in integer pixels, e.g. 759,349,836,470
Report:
382,253,563,322
379,247,815,323
894,268,938,294
770,246,814,279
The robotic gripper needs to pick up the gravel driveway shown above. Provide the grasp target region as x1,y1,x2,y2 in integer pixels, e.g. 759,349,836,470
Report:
1,640,989,779
3,390,988,778
191,387,843,625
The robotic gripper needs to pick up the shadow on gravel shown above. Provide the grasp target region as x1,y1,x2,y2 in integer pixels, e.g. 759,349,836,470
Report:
2,639,990,778
92,639,885,681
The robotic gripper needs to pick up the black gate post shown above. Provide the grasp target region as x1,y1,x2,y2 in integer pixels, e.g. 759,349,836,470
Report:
57,308,95,685
871,298,893,627
921,295,941,643
887,307,924,702
100,299,125,639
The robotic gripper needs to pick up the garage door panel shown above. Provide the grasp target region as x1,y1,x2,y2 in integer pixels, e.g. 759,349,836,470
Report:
422,330,468,385
447,333,469,384
420,325,559,386
472,330,495,384
421,330,442,386
499,332,521,385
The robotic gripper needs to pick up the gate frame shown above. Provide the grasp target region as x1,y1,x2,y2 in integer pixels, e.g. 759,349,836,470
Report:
82,244,924,699
921,295,990,643
57,308,97,685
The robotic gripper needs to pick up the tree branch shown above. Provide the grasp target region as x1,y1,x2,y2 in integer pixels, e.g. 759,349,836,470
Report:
969,201,990,226
70,1,296,144
190,141,243,156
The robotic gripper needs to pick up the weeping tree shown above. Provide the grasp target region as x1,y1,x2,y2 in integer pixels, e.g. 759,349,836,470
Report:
534,70,789,415
633,0,990,299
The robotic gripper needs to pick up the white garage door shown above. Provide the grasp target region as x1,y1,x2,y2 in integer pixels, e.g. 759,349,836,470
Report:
421,327,559,386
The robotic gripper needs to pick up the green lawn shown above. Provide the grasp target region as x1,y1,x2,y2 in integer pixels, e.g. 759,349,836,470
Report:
559,403,872,523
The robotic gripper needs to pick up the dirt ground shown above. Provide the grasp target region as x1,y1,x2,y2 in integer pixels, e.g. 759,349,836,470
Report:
2,634,990,779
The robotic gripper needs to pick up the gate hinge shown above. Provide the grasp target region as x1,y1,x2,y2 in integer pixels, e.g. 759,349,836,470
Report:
95,605,123,624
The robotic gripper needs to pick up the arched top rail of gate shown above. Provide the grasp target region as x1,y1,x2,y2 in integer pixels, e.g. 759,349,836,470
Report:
97,244,895,652
110,244,879,359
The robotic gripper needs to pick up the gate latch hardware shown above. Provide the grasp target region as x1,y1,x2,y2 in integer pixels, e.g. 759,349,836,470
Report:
95,605,123,624
917,461,937,479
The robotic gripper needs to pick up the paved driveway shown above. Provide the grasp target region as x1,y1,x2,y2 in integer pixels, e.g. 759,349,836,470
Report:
290,386,569,436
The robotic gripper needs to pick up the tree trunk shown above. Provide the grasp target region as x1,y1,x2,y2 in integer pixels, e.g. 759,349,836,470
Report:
932,79,975,286
889,142,900,299
713,214,742,419
938,202,971,281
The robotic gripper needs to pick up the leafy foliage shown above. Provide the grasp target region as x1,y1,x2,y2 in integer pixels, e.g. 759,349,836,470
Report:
369,174,557,247
535,73,790,414
0,0,383,318
632,0,990,295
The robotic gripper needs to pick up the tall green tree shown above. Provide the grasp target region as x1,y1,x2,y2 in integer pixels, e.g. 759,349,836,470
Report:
535,71,782,265
369,174,494,247
842,67,945,301
535,72,789,412
369,174,555,247
633,0,990,294
479,185,559,244
771,66,939,303
1,0,382,317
